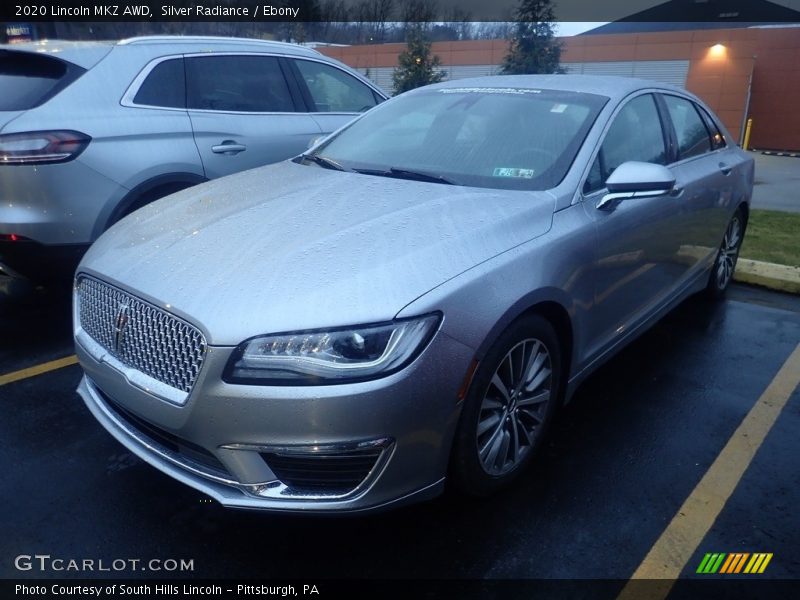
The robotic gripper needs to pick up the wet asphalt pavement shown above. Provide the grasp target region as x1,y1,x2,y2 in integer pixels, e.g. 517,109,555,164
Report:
1,280,798,587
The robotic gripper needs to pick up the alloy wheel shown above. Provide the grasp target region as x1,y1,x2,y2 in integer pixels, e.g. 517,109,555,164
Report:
716,216,742,290
477,338,553,476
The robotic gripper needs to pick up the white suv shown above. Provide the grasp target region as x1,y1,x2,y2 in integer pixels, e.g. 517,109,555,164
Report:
0,36,385,281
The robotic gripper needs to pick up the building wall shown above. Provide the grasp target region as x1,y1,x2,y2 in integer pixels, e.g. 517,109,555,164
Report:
318,27,800,151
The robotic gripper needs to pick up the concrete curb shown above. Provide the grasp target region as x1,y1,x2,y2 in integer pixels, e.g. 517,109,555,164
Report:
754,150,800,158
734,259,800,294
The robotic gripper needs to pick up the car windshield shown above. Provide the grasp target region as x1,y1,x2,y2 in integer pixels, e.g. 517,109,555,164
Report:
305,86,608,191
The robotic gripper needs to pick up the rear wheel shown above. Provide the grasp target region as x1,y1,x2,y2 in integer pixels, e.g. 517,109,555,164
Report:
450,314,562,496
705,209,745,298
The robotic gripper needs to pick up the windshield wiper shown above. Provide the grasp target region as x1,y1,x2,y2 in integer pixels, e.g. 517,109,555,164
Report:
354,167,458,185
298,153,350,172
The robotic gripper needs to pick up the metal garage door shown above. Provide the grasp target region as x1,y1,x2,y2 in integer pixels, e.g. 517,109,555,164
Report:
562,60,690,87
361,60,689,96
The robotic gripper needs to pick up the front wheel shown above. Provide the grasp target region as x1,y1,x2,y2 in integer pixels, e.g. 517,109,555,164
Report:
705,209,746,298
450,314,562,496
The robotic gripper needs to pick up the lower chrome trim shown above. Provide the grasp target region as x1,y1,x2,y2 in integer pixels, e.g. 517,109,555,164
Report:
76,330,188,405
223,438,395,501
80,376,395,502
83,376,239,486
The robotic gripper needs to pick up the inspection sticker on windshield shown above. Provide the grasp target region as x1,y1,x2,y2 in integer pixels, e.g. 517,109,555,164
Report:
493,167,535,178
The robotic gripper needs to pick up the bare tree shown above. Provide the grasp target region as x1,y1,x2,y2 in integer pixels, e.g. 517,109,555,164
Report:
441,7,474,41
317,0,352,43
398,0,438,32
474,21,515,40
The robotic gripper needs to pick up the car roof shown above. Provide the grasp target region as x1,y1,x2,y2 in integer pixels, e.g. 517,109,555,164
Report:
429,74,688,100
0,40,116,68
116,35,323,58
1,35,323,67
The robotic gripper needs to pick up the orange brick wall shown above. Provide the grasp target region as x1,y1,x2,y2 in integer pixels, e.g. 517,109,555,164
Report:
318,27,800,151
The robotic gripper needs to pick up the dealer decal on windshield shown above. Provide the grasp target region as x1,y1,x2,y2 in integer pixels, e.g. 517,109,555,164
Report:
439,87,542,95
493,167,536,178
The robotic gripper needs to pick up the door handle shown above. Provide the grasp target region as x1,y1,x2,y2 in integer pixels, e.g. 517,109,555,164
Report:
212,141,247,155
719,163,732,175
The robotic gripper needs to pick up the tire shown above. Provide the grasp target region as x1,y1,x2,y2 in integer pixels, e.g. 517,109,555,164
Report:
705,208,746,299
450,314,562,496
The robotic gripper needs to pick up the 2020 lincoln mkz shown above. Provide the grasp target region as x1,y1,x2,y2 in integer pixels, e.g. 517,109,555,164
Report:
74,75,753,513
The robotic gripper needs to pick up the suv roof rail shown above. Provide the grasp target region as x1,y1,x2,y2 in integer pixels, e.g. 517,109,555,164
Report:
117,35,321,54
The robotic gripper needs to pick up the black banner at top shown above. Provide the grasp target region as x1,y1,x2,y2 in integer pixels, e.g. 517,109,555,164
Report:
2,0,800,23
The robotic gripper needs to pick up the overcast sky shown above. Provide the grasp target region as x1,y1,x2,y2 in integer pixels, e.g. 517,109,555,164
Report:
555,22,608,36
450,0,800,21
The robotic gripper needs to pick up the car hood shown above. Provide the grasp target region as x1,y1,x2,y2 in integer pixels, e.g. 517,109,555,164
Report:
79,162,555,346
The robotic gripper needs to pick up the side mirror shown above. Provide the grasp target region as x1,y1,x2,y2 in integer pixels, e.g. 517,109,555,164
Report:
597,161,676,210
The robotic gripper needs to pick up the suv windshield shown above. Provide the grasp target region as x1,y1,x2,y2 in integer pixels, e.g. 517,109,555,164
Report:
0,51,84,111
308,86,608,191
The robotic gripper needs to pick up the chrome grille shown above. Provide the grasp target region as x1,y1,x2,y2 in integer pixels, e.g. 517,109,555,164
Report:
76,276,206,394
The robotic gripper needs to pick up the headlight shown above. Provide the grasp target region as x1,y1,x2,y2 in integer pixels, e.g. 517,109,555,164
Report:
223,313,440,385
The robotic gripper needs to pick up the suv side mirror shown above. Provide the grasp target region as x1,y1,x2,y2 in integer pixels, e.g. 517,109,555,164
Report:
597,161,676,210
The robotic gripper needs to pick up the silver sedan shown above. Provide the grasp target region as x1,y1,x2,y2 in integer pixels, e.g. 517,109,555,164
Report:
74,75,753,513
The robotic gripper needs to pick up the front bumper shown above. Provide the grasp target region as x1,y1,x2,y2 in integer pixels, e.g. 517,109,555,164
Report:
76,331,474,513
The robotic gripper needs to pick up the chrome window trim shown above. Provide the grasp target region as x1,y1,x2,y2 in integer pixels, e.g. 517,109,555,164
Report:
121,51,386,115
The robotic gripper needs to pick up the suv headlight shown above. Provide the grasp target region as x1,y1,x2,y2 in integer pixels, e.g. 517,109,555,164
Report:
223,313,440,385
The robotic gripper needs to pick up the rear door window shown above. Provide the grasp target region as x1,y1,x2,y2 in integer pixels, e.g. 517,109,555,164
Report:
185,55,295,113
663,94,712,160
0,51,83,110
133,58,185,108
293,59,379,113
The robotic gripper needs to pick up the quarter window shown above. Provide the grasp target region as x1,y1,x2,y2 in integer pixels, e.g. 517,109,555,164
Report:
133,58,185,108
697,105,727,150
584,94,667,193
185,55,294,113
0,50,79,111
663,95,712,160
294,59,378,113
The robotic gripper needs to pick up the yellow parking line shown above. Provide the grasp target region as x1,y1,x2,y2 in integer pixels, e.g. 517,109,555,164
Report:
0,355,79,387
618,343,800,600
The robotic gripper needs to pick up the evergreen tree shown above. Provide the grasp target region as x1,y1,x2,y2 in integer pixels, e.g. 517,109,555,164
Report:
392,25,446,94
501,0,564,75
